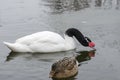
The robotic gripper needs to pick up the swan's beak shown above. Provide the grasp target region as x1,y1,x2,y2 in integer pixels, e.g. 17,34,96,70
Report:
88,42,95,48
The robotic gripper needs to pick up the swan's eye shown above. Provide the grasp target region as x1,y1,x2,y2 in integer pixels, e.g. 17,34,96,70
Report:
85,37,91,42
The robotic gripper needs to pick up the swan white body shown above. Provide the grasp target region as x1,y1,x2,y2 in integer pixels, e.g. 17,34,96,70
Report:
4,31,76,53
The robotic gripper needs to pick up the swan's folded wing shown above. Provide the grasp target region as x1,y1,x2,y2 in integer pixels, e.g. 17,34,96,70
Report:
16,31,65,45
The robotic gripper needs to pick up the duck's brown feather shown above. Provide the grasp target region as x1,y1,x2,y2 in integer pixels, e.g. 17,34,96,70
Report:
49,57,78,78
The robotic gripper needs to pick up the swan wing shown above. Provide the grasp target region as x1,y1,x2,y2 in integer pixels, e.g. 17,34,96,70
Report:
16,31,65,45
15,31,66,52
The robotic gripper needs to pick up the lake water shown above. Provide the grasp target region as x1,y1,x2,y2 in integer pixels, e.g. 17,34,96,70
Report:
0,0,120,80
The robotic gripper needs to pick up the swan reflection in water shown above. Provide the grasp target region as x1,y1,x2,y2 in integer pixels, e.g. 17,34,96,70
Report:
76,49,96,64
5,49,96,80
5,50,96,62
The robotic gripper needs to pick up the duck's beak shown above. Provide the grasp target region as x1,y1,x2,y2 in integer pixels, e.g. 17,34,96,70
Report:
49,71,54,78
49,74,53,78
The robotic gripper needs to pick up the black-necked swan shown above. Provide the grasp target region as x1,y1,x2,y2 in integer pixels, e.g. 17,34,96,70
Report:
49,56,78,78
3,28,95,53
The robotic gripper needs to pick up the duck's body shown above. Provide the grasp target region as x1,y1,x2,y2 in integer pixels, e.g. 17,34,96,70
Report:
4,28,95,53
49,57,78,78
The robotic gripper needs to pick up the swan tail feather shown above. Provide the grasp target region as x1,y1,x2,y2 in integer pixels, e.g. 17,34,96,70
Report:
3,42,16,51
3,42,31,52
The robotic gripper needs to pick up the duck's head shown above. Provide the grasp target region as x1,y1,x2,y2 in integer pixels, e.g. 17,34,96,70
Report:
49,62,57,78
85,37,95,48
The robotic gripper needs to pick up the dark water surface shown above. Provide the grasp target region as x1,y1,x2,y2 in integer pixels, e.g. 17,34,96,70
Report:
0,0,120,80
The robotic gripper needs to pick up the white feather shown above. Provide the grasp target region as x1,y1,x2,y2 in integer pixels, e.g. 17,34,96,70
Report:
4,31,76,53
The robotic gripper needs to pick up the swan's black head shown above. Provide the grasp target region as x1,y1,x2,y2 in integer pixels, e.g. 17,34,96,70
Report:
65,28,95,48
85,37,95,48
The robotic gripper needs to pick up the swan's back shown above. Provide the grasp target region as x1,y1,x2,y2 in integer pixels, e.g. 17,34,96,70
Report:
16,31,65,45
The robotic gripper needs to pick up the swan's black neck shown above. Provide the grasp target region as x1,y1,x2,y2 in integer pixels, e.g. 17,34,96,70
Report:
65,28,89,47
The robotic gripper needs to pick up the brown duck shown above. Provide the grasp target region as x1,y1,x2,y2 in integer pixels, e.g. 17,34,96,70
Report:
49,56,78,79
